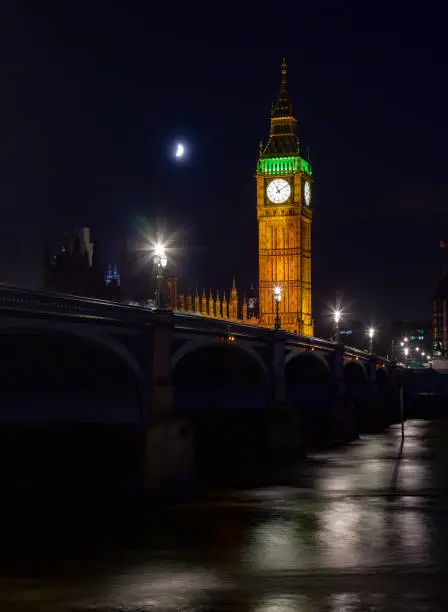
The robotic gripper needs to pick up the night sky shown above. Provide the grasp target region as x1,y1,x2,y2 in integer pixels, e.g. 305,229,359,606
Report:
1,2,447,328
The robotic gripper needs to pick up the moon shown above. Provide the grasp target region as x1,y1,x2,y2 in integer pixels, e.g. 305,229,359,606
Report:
175,143,185,158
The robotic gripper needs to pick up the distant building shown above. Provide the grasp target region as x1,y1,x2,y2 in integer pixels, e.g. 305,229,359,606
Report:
104,262,121,301
433,273,448,357
44,227,119,300
390,320,431,362
105,263,120,287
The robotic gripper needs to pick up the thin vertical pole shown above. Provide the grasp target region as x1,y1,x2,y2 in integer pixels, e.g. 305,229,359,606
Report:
399,386,404,440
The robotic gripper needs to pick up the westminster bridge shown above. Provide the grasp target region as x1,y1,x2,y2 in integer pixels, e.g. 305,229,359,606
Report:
0,285,405,494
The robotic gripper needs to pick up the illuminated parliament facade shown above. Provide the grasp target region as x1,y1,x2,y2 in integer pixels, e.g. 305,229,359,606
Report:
165,59,313,335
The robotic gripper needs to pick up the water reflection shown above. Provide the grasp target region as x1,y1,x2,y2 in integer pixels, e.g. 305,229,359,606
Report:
0,420,446,611
97,565,227,611
245,516,306,571
253,594,312,612
395,509,429,560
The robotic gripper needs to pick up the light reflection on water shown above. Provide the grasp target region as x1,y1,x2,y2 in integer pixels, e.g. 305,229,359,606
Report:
94,566,227,611
1,420,448,611
253,594,311,612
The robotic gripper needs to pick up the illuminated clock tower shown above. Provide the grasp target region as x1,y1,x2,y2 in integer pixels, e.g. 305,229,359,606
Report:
257,58,313,336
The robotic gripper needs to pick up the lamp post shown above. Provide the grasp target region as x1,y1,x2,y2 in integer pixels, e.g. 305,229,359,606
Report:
404,346,409,367
368,326,375,354
273,285,282,330
153,243,167,309
333,309,342,342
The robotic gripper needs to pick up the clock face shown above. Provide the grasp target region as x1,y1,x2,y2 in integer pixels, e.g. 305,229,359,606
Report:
266,179,291,204
304,181,311,206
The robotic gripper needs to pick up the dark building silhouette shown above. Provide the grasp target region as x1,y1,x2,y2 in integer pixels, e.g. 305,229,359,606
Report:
433,272,448,357
44,227,120,300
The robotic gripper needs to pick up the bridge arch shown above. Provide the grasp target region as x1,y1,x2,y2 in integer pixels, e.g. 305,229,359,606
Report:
172,338,269,379
344,358,368,381
0,321,148,493
376,366,390,390
285,349,331,378
284,350,333,446
0,322,147,420
172,339,270,479
343,359,369,401
343,359,371,432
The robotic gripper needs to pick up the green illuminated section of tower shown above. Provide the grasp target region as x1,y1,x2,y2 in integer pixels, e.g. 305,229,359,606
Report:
257,156,312,176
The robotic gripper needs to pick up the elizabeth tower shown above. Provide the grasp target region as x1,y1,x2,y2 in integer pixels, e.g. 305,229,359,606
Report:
257,58,313,335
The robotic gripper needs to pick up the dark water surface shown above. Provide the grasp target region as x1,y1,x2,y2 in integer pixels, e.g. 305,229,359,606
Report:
1,419,448,611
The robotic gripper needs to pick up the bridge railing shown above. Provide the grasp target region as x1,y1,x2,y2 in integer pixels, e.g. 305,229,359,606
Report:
175,312,344,355
173,310,275,341
0,285,157,324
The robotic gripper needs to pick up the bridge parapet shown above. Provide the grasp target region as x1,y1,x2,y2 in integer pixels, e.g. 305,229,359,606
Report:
0,285,157,324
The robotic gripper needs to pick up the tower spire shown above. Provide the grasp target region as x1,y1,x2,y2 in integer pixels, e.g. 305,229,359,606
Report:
260,57,298,158
281,56,287,90
271,56,293,119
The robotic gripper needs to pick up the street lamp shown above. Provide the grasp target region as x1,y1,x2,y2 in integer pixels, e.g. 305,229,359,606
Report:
153,242,168,309
367,326,375,354
273,285,282,330
333,309,342,342
404,346,409,367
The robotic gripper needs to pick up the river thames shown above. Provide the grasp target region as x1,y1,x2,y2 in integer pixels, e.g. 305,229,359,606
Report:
1,419,447,611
